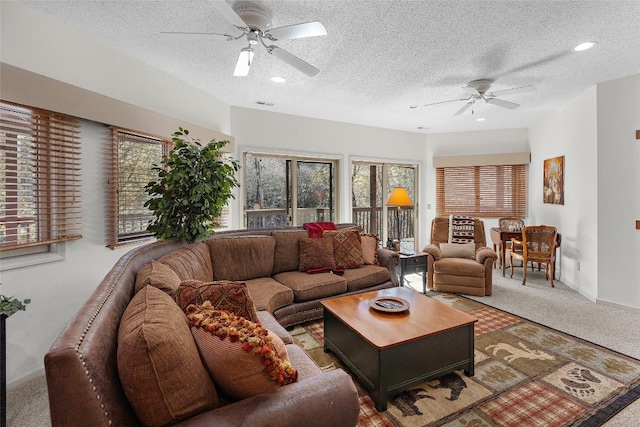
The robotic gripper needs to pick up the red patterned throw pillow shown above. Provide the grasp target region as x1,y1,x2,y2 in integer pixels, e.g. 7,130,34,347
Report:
323,229,364,269
186,302,298,400
174,280,260,323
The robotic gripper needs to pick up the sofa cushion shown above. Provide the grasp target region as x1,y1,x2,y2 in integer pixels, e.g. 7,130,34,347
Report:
342,265,391,292
274,271,347,302
174,280,260,323
244,277,295,313
186,304,298,400
134,260,182,295
158,242,213,282
271,230,308,274
117,286,218,427
440,243,476,259
323,229,364,269
298,237,336,272
207,236,276,281
434,257,485,277
360,233,380,265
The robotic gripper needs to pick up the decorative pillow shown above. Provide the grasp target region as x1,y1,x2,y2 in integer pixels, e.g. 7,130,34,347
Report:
187,302,298,400
298,237,336,272
134,260,182,295
323,229,364,269
117,286,218,427
440,243,476,259
174,280,260,323
360,233,380,265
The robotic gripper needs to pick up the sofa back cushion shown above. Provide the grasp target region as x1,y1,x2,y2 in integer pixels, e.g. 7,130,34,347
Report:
117,285,218,426
271,230,308,274
135,260,182,295
158,242,213,282
207,236,276,281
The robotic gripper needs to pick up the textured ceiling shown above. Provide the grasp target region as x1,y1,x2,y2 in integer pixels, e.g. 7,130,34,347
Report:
21,0,640,134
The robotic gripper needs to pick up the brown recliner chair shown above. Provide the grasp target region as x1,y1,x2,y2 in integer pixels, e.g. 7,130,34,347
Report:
422,217,497,296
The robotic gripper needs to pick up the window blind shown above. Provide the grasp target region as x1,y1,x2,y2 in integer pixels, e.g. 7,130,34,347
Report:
436,164,526,218
0,100,82,250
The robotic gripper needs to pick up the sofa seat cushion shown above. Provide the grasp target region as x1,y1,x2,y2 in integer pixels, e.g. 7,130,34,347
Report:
158,242,213,282
117,286,218,427
434,258,485,278
244,277,294,313
274,271,347,302
208,236,276,281
342,265,391,292
271,230,308,274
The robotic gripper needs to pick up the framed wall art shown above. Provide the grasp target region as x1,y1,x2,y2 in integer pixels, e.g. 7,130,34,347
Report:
543,155,564,205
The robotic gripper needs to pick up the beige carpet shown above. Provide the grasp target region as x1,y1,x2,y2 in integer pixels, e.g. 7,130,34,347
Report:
7,269,640,426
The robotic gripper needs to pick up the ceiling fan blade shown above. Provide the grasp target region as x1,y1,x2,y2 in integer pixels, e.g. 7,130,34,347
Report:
265,21,327,41
233,48,254,77
269,46,319,77
462,86,480,95
210,0,247,29
488,85,535,97
486,98,520,109
453,102,473,116
160,31,231,41
424,98,470,107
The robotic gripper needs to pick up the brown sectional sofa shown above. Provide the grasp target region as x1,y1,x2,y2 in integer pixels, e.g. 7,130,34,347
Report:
45,223,398,426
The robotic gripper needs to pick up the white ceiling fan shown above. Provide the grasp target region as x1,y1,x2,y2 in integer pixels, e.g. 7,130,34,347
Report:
424,79,535,116
161,0,327,77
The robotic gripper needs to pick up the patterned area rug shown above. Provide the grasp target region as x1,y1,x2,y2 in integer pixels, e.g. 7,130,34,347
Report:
289,293,640,427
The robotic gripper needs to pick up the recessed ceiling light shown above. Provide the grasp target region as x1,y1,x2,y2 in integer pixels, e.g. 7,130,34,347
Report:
574,41,597,52
270,76,286,83
476,118,486,122
409,105,418,109
416,126,430,130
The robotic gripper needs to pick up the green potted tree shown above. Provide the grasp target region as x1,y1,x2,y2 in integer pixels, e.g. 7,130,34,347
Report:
144,127,240,243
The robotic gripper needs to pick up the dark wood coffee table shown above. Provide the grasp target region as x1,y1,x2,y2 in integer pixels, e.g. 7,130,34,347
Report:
321,287,477,411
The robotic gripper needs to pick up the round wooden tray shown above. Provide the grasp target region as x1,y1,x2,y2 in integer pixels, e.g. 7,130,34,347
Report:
369,296,410,313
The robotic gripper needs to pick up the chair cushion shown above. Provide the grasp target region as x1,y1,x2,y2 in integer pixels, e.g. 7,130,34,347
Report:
174,280,260,323
186,304,298,400
440,243,476,259
434,258,485,277
117,286,218,427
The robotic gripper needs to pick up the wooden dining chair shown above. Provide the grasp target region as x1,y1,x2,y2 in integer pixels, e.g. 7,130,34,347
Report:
509,225,558,287
496,217,525,268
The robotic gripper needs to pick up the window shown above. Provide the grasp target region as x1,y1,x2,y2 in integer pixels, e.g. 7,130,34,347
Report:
106,128,170,247
436,164,527,217
0,100,82,254
244,153,337,229
352,162,417,251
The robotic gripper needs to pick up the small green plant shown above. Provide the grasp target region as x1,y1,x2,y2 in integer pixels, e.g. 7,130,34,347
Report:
0,295,31,318
144,127,240,243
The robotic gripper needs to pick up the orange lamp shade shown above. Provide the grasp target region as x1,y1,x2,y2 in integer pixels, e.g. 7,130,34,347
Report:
385,187,413,207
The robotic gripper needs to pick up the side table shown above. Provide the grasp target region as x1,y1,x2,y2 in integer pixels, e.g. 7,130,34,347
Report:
398,252,428,294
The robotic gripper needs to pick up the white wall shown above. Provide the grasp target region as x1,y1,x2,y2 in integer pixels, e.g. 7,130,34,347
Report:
596,74,640,308
529,87,599,300
230,107,429,245
423,128,530,240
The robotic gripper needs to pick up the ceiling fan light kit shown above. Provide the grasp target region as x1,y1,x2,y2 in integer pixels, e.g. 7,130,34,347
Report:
164,0,326,77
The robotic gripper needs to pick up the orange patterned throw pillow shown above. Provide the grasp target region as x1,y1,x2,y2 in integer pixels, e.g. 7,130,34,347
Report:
323,229,364,269
186,302,298,400
174,280,260,323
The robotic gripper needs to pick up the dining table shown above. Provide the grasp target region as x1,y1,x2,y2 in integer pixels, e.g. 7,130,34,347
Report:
490,227,561,278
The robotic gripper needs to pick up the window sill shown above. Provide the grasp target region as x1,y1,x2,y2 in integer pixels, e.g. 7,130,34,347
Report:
0,243,65,271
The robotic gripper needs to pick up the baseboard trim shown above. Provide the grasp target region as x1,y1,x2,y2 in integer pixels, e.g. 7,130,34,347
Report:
7,367,45,389
596,298,640,314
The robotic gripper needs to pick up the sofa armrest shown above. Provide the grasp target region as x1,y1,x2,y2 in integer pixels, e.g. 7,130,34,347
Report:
422,244,442,261
176,369,359,427
377,247,399,286
476,246,497,264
